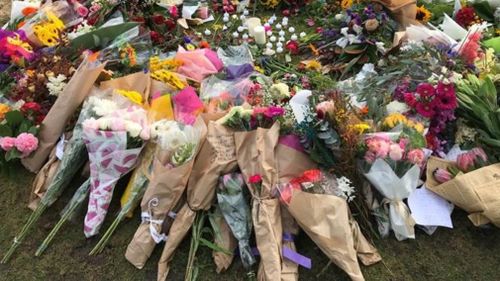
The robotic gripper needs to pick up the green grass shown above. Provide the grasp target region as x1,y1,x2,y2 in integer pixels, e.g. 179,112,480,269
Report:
1,170,499,281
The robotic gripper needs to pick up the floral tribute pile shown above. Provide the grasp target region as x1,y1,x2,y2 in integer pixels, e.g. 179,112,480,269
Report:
0,0,498,280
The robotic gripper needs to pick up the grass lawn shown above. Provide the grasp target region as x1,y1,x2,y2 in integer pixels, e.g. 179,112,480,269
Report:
1,170,499,281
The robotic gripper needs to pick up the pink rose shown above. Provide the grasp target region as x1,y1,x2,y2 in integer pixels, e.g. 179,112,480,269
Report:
110,118,126,131
366,137,390,159
83,118,99,130
389,144,403,161
0,137,17,151
364,151,376,164
15,133,38,155
407,149,425,166
72,1,89,17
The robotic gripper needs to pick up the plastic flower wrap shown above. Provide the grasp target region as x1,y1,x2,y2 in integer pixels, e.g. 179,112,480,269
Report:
216,105,285,131
175,46,223,82
20,1,79,47
100,29,153,68
216,173,256,269
172,86,204,125
82,104,149,237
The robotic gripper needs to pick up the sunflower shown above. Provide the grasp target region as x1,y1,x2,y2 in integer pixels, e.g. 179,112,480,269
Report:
305,60,322,72
416,5,432,23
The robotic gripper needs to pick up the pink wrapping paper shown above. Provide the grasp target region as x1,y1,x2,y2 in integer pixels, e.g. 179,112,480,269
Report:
82,129,142,237
172,86,204,125
175,47,221,82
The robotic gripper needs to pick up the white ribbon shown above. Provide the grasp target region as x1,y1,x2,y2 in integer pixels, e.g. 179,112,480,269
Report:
141,198,168,244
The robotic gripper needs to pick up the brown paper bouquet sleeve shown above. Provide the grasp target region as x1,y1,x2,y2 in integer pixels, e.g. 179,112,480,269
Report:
285,189,365,281
235,122,282,281
22,59,105,172
426,157,500,227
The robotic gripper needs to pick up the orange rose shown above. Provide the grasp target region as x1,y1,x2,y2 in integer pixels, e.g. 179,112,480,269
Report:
0,103,11,121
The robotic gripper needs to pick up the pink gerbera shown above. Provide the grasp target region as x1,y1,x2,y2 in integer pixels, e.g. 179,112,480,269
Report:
416,83,435,98
436,82,454,96
434,91,457,110
416,102,435,118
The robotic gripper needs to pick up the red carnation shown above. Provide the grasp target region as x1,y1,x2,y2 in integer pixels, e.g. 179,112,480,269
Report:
21,102,41,112
285,40,299,55
152,14,166,25
248,174,262,184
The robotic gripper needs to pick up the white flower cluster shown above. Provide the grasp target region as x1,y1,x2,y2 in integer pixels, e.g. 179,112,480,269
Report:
386,100,409,114
268,82,290,100
336,176,356,202
68,20,94,40
83,117,146,139
46,74,67,97
150,120,197,151
89,96,119,117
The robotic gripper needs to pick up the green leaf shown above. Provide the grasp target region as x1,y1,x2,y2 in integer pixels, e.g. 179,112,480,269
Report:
5,149,21,161
71,22,139,50
471,1,494,22
0,124,12,137
5,111,23,126
17,121,30,134
340,55,361,79
198,237,231,254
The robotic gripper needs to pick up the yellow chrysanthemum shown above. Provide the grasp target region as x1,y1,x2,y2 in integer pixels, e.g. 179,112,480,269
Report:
383,113,407,128
116,89,143,105
0,103,10,121
261,0,281,8
416,6,432,23
305,60,322,72
349,123,370,134
149,56,183,72
341,0,353,9
151,69,186,90
254,65,265,74
33,11,65,47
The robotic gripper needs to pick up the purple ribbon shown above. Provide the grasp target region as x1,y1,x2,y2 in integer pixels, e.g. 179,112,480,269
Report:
249,243,312,269
282,232,294,242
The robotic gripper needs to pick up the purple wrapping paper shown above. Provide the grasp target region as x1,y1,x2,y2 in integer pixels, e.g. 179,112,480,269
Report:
226,64,254,80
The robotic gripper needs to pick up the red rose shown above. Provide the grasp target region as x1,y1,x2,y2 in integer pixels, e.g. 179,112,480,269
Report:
285,40,299,55
302,169,322,183
150,31,162,44
21,102,41,112
164,19,176,31
248,174,262,184
282,9,290,17
152,14,166,25
169,6,179,18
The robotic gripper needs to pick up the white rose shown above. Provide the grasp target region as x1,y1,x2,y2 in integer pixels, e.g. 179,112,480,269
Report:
98,117,113,130
125,121,142,138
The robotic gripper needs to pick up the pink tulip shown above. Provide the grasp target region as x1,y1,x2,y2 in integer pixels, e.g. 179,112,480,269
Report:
457,152,475,172
471,147,487,162
389,144,403,161
433,168,452,183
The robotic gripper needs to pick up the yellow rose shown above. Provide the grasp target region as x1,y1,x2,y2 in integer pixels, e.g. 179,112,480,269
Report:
0,103,10,121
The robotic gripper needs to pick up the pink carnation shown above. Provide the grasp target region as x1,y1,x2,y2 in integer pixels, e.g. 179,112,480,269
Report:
15,133,38,155
0,137,17,151
407,149,425,167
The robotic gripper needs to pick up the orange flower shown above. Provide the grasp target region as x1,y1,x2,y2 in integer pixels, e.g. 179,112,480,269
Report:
359,106,369,115
0,103,11,121
309,44,319,56
22,7,38,17
199,41,210,49
17,21,26,29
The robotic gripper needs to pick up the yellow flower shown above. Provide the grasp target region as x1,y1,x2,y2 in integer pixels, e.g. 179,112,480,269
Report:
261,0,280,8
0,103,10,121
149,56,183,72
186,43,196,51
305,60,322,72
33,11,65,47
416,5,432,23
254,66,265,74
116,89,143,105
383,113,407,128
341,0,353,9
151,70,186,90
349,123,370,134
212,24,223,31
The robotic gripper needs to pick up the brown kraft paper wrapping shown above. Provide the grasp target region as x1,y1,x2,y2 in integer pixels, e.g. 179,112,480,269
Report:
99,71,150,99
212,207,238,273
157,204,196,281
22,58,106,172
276,142,317,281
426,157,500,227
235,122,282,281
372,0,418,27
285,189,365,281
350,218,382,266
125,117,207,269
28,145,61,210
187,120,237,209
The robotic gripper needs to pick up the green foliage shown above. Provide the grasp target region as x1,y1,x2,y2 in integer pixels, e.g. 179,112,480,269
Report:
70,22,139,51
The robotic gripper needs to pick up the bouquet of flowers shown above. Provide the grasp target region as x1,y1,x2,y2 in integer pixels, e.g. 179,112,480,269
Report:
216,173,255,269
276,169,379,281
126,117,204,269
426,148,500,227
361,132,425,240
81,104,149,237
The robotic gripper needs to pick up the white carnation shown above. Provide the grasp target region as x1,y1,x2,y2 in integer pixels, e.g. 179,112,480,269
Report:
46,74,67,97
386,101,409,114
92,99,119,117
125,121,142,138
